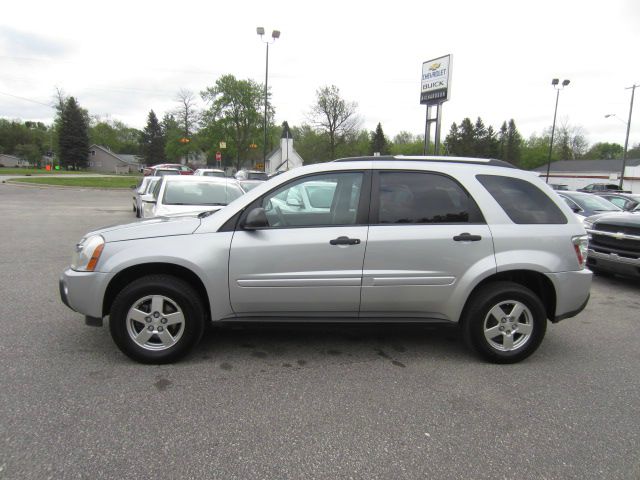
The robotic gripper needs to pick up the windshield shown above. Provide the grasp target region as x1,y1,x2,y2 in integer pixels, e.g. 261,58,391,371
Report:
203,171,225,177
163,181,244,206
571,194,622,211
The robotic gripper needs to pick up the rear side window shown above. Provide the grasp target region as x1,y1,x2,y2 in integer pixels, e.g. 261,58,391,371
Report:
477,175,567,224
376,172,483,224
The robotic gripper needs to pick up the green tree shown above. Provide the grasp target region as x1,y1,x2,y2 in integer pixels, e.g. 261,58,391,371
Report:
58,97,89,169
504,119,523,166
626,143,640,159
14,144,42,166
201,75,266,170
520,133,552,170
291,124,329,164
140,110,166,165
89,118,140,154
389,131,424,156
370,123,389,155
309,85,360,160
583,142,624,160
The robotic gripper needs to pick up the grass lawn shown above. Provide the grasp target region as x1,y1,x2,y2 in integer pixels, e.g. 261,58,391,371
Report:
0,168,92,175
9,176,141,189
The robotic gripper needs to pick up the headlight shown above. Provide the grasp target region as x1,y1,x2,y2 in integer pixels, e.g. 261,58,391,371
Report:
71,235,105,272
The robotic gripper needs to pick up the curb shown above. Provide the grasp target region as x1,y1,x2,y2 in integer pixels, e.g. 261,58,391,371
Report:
2,180,133,191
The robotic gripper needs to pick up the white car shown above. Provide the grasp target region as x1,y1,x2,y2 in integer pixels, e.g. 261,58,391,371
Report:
132,177,159,218
140,177,163,218
145,175,245,218
193,168,226,178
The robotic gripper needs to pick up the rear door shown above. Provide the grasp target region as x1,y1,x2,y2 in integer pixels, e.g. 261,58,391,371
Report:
228,171,370,316
360,170,495,319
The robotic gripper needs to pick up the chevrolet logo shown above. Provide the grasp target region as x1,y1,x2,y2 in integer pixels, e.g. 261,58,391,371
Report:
429,63,441,71
614,232,626,240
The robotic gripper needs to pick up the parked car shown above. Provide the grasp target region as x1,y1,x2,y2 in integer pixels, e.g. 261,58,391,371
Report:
132,176,159,218
193,168,226,178
557,191,622,223
583,212,640,278
148,168,181,178
592,192,640,212
144,175,244,218
143,164,193,176
549,183,570,191
577,183,628,193
235,169,269,181
139,177,163,218
60,155,591,364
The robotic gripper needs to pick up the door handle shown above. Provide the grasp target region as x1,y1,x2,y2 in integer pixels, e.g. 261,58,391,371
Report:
330,236,361,246
453,232,482,242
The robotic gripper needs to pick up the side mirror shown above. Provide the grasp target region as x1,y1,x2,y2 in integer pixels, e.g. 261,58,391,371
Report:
243,208,269,230
571,205,581,213
141,193,156,204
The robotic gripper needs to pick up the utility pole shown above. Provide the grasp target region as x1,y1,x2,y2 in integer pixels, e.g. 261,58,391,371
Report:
619,84,637,189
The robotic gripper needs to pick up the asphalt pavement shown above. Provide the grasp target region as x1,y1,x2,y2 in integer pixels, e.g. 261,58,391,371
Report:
0,183,639,479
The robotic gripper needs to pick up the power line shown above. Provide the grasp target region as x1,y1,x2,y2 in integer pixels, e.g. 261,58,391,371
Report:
0,90,52,107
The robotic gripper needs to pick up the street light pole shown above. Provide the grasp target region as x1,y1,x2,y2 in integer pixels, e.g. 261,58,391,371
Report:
257,27,280,172
620,84,637,189
545,78,570,183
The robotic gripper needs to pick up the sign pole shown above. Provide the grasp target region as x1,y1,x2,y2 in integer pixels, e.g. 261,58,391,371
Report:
434,103,442,155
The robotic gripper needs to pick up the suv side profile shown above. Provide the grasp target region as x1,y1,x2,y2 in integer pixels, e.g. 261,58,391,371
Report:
60,156,591,364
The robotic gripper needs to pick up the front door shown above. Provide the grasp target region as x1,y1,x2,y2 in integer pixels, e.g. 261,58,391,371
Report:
229,171,369,316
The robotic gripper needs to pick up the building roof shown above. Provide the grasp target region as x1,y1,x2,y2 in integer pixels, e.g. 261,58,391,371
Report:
532,158,640,173
0,153,21,160
90,144,140,165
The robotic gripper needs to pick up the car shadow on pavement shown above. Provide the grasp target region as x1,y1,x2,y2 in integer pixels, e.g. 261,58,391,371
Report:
191,322,469,367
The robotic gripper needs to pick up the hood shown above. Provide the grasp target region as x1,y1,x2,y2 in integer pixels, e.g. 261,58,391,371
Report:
86,214,202,243
586,211,640,228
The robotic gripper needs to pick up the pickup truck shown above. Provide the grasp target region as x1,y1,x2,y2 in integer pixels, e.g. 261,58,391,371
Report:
584,213,640,278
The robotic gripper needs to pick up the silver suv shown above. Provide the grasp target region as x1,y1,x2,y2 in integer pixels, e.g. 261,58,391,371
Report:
60,156,592,364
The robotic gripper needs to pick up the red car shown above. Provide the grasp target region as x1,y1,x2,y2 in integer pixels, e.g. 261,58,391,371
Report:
143,163,194,176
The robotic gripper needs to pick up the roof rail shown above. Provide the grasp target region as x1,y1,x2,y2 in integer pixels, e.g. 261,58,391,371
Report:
333,155,516,169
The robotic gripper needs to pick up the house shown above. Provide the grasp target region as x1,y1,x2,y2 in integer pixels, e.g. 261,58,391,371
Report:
87,145,141,174
532,158,640,193
0,153,30,168
264,123,304,173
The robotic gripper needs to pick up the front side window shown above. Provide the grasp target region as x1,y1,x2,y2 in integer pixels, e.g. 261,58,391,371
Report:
260,172,363,227
376,172,482,224
477,175,567,224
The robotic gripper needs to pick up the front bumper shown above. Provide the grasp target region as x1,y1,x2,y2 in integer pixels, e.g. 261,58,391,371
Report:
587,249,640,278
59,268,109,320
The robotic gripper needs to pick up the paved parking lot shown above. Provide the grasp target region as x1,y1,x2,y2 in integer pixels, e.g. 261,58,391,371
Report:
1,183,639,479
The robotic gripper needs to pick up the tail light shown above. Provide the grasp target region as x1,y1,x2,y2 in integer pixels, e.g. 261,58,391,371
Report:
572,235,588,269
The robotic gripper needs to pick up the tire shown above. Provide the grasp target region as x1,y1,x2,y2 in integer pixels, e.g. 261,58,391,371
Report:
109,274,205,364
461,281,547,364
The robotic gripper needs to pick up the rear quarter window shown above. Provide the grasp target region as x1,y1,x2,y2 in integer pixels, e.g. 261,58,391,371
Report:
476,175,567,224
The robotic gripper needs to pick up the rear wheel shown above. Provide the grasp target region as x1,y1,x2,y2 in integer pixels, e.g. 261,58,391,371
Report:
461,281,547,364
109,275,205,364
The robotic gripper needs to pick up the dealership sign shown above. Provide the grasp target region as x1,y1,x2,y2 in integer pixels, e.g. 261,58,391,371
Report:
420,54,452,105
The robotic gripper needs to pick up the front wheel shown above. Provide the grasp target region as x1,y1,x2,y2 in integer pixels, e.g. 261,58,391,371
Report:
109,275,205,363
461,281,547,364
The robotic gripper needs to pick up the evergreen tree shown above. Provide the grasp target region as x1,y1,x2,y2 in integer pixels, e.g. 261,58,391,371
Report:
58,97,89,169
505,119,523,165
140,110,166,165
370,123,389,155
498,121,508,161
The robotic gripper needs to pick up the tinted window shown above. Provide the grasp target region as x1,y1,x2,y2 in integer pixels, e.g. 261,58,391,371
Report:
477,175,567,224
261,172,363,227
377,172,482,224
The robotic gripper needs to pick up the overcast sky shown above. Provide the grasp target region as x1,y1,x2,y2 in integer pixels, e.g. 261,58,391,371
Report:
1,0,639,150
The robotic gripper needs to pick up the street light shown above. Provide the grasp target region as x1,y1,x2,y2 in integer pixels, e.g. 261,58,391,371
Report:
545,78,570,183
257,27,280,171
605,84,637,189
